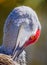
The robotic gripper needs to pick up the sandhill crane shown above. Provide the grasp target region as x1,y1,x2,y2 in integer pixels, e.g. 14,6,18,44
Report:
0,6,41,65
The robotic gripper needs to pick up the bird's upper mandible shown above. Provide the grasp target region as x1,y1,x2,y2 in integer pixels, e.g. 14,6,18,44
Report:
2,6,41,54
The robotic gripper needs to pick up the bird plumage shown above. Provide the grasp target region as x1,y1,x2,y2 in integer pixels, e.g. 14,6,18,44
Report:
0,54,20,65
0,6,41,65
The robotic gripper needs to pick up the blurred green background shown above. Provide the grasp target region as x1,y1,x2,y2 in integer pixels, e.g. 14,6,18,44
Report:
0,0,47,65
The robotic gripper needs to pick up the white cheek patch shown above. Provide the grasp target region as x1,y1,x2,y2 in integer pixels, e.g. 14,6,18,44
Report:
16,23,35,48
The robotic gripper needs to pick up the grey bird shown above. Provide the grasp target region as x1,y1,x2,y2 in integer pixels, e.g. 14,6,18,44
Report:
0,6,41,65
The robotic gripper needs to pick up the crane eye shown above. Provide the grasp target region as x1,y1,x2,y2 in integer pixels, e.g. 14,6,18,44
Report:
30,35,36,43
23,29,41,47
31,36,35,40
29,29,41,44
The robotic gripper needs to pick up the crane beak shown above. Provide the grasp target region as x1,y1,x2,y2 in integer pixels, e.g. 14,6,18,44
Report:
12,29,41,59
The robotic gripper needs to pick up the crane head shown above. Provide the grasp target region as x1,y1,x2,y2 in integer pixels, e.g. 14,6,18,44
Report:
2,6,41,56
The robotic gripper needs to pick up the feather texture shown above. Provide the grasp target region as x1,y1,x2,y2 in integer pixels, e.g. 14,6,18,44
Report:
0,6,41,65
